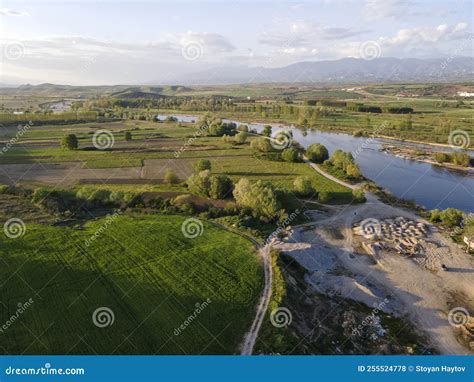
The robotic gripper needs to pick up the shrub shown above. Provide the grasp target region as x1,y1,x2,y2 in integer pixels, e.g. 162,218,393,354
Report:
293,176,313,196
250,137,273,153
193,159,211,172
186,170,211,197
171,195,195,214
318,191,332,203
346,163,362,178
61,134,78,150
281,148,299,162
33,188,81,214
164,169,179,184
0,185,9,194
262,125,272,137
234,131,247,144
238,124,249,132
433,152,450,163
209,175,233,199
233,178,281,222
306,143,329,163
352,188,366,203
450,152,470,167
124,131,132,141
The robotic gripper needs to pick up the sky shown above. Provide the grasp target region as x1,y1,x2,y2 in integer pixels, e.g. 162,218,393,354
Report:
0,0,472,85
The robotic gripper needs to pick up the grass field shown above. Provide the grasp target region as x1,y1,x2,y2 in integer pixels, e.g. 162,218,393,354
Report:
0,213,262,354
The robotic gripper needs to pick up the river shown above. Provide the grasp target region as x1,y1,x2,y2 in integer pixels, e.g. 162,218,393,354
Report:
158,114,473,213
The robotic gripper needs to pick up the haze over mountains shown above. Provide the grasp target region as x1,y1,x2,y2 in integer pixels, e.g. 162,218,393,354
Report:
156,57,474,85
1,57,472,89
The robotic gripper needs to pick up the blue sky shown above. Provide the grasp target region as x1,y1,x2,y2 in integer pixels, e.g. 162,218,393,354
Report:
1,0,472,84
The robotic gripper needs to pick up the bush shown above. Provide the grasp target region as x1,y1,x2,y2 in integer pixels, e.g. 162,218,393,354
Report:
262,125,272,137
124,131,132,141
33,188,81,214
293,176,313,196
234,131,247,144
250,137,273,153
281,148,299,162
430,208,464,227
171,195,195,214
238,124,249,132
193,159,211,172
209,175,233,199
233,178,281,222
306,143,329,163
186,170,211,197
433,152,450,163
0,185,9,194
318,191,333,203
61,134,78,150
164,169,179,184
352,188,366,203
450,152,470,167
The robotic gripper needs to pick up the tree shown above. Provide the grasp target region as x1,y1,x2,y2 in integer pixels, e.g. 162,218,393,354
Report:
61,134,78,150
281,148,298,162
306,143,329,163
209,175,233,199
193,159,211,172
233,178,281,221
262,125,272,137
293,176,312,196
352,188,366,203
234,131,247,144
164,169,179,184
238,124,249,132
124,131,132,141
250,137,273,153
346,163,362,178
186,170,211,197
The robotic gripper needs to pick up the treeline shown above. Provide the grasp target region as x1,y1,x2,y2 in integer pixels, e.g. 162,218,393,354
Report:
347,102,413,114
0,111,99,125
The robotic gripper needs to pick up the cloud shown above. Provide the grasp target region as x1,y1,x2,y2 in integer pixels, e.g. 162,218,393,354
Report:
258,21,369,48
363,0,411,20
0,8,29,16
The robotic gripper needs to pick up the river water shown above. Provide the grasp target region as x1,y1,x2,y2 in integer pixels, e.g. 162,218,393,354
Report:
164,114,474,212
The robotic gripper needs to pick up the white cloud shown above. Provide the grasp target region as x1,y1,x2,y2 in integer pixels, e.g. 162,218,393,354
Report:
0,8,29,16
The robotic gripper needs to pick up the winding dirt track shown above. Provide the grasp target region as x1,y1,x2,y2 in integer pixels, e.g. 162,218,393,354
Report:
240,245,272,355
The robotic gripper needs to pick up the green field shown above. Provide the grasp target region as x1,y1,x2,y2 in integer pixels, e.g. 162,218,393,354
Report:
0,214,262,354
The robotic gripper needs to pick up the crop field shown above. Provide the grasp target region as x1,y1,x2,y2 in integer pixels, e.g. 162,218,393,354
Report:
0,120,352,202
0,213,262,354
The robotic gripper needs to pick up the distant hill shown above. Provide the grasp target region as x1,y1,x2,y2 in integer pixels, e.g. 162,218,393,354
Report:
0,84,193,98
154,57,474,85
